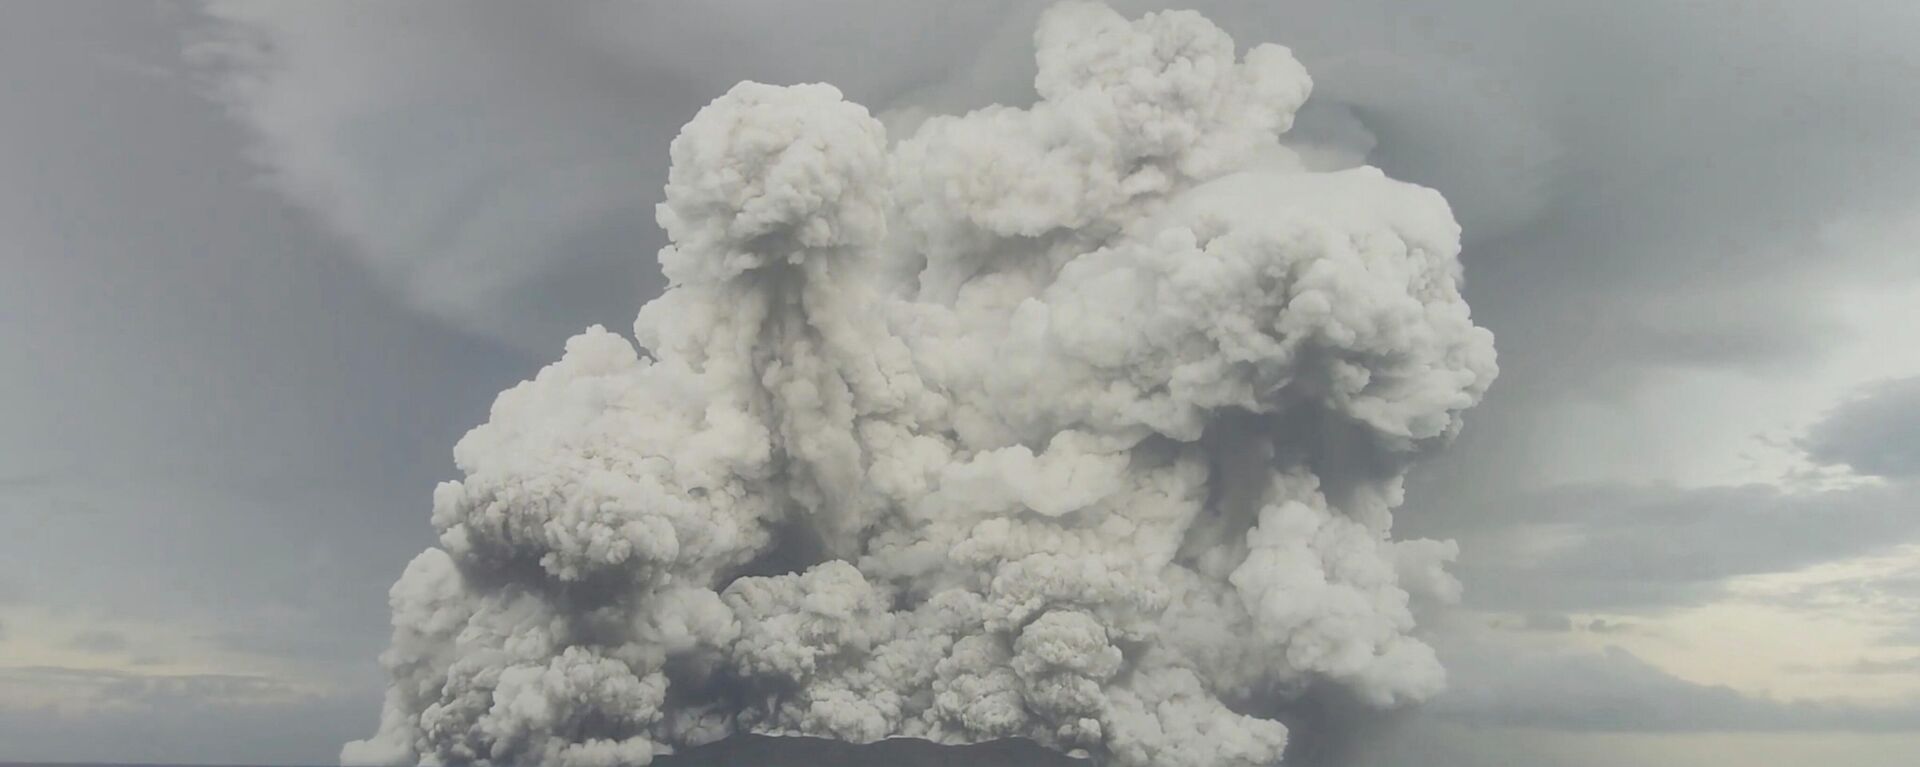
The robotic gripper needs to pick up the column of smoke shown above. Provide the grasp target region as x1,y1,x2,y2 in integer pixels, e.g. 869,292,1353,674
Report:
343,4,1496,766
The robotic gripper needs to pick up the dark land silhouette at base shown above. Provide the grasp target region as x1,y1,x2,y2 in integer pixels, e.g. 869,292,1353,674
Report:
653,735,1093,767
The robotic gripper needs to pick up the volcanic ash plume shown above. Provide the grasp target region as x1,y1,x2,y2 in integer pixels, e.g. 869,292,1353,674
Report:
342,4,1496,766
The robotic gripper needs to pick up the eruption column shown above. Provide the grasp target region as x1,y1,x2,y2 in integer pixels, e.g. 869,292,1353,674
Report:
343,4,1496,766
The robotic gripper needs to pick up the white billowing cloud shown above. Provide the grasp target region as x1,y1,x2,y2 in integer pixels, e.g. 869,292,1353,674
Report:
343,4,1495,766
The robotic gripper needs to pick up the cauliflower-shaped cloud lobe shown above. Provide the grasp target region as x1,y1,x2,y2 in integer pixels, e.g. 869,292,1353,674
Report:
344,4,1496,766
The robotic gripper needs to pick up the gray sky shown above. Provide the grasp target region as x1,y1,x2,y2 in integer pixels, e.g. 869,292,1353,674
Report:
4,1,1919,765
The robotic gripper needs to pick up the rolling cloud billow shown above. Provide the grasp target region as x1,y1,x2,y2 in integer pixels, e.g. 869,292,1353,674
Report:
343,4,1496,766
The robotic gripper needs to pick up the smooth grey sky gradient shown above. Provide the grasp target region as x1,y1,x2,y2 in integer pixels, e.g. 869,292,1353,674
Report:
4,1,1920,765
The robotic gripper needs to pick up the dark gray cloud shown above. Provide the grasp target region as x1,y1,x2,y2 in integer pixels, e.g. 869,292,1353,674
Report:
1449,480,1920,612
1802,378,1920,479
1520,613,1577,633
68,629,131,655
1584,618,1639,635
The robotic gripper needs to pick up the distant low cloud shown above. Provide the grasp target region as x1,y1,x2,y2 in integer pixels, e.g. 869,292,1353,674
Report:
1488,613,1646,636
0,665,367,765
1436,644,1920,733
1847,656,1920,675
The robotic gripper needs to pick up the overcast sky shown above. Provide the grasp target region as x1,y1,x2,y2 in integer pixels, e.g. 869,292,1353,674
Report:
4,1,1919,765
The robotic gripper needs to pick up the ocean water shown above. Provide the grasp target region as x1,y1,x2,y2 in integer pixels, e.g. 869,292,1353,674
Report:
0,736,1091,767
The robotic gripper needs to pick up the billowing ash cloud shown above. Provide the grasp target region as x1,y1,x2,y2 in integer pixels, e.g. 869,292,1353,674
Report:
343,4,1495,766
